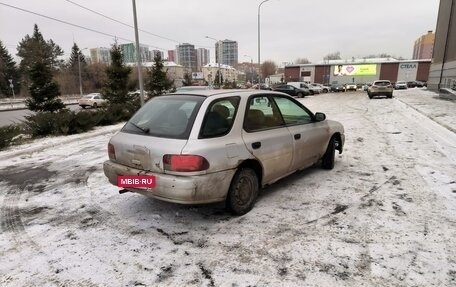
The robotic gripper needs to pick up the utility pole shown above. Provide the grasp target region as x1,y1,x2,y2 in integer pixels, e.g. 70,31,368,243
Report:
132,0,145,106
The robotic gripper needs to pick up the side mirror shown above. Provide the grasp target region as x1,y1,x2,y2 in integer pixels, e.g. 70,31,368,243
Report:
315,112,326,122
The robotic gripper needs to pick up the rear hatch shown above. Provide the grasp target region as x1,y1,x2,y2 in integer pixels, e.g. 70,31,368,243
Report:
110,132,187,173
108,94,206,173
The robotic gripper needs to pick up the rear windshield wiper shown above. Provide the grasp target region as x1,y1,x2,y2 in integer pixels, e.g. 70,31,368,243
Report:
130,122,150,133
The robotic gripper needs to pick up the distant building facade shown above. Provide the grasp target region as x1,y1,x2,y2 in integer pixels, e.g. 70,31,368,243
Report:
196,48,210,71
413,31,435,59
119,43,150,63
168,50,175,62
215,39,238,67
151,50,164,60
284,58,431,85
89,47,111,64
176,43,197,72
428,0,456,91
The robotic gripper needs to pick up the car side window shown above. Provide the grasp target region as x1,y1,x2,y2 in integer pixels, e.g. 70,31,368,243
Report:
94,95,100,99
200,96,240,138
244,96,285,132
273,96,313,125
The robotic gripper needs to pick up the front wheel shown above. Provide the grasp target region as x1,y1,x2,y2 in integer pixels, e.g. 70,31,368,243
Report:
226,168,259,215
322,137,336,170
92,102,98,108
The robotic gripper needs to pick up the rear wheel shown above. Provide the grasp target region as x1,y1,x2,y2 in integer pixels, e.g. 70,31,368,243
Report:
387,93,393,99
296,92,304,98
226,168,259,215
322,137,336,170
92,102,98,108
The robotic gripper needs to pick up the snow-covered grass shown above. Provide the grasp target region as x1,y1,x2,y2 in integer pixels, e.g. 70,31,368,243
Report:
0,89,455,286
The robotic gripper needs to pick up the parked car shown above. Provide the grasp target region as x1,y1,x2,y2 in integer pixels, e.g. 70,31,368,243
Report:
312,83,330,93
414,81,425,88
363,83,372,91
394,81,408,90
330,84,346,92
103,90,345,215
287,82,320,95
272,84,309,97
407,81,417,88
78,93,107,109
368,80,393,99
252,83,271,90
345,83,357,91
175,86,212,92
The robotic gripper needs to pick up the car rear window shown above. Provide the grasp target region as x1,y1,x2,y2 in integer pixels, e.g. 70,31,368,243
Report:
375,81,391,86
122,95,205,139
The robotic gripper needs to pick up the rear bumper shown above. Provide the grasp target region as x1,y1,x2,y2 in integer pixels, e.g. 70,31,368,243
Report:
103,160,236,204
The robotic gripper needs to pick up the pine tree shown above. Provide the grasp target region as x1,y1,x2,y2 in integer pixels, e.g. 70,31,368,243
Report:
145,53,174,98
25,61,64,112
0,40,20,97
17,24,64,77
214,70,223,87
103,42,132,105
68,43,86,73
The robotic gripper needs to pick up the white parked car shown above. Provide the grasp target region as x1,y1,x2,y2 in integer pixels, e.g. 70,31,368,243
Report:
103,90,345,215
78,93,107,109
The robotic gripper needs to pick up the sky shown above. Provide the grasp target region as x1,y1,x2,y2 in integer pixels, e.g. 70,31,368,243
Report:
0,0,441,65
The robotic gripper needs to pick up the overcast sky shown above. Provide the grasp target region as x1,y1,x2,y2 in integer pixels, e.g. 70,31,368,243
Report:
0,0,440,65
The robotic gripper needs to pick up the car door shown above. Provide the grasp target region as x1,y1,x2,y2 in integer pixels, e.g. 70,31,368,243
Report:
241,95,294,184
272,95,329,170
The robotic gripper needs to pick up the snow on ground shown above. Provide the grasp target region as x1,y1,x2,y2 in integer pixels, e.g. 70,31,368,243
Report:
0,89,455,286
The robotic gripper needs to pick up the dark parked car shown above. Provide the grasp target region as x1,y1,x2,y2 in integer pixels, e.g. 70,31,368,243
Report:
330,84,346,92
272,84,308,98
407,81,417,88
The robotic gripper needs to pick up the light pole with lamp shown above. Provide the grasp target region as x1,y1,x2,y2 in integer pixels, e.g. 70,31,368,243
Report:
244,55,254,85
205,36,222,88
78,47,88,97
258,0,271,89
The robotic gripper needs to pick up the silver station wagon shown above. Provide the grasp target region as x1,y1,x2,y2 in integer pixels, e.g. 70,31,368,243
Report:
103,90,345,215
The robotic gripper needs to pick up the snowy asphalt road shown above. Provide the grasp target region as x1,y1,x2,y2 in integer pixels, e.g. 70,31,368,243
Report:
1,89,455,286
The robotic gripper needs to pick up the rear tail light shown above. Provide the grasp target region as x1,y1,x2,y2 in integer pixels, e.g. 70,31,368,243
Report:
108,143,116,160
163,154,209,172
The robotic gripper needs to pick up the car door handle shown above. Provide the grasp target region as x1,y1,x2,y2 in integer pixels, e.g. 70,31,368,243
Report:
251,142,261,149
294,133,301,140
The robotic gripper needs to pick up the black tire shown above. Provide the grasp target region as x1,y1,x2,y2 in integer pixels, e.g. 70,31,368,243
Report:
309,90,314,95
322,137,336,170
226,168,259,215
296,92,304,98
323,88,328,93
387,93,393,99
92,102,98,108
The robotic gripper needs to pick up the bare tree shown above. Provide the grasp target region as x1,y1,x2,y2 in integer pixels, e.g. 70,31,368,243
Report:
323,51,341,61
261,60,277,78
295,58,311,64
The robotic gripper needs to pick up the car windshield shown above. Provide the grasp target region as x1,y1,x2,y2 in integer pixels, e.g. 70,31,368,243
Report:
397,81,406,84
122,95,205,139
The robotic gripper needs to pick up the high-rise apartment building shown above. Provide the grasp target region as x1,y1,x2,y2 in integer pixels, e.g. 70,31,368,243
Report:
89,47,111,64
150,50,164,60
215,39,238,67
196,48,210,71
176,43,197,72
119,43,150,63
413,31,435,59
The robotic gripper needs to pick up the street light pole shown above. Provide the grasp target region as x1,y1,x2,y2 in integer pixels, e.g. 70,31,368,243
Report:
78,47,88,97
132,0,145,106
258,0,271,89
206,36,221,88
244,55,254,85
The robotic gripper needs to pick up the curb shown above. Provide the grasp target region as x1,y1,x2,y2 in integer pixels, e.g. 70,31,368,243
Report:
0,123,124,161
0,103,79,112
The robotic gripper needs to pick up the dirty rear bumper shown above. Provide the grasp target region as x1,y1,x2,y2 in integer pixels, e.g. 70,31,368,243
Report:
103,160,236,204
